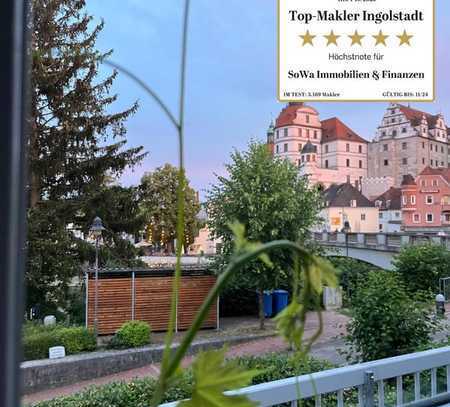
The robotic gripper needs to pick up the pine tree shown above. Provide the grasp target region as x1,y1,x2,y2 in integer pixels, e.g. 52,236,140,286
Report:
29,0,145,212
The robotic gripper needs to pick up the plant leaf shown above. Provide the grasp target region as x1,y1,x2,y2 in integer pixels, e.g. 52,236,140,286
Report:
179,348,259,407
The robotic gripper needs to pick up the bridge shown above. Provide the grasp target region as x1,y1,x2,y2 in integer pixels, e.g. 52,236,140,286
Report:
311,232,450,270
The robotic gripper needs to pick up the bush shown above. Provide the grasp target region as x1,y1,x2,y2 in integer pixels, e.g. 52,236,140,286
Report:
22,323,96,361
393,244,450,293
345,271,437,362
34,353,333,407
110,321,151,349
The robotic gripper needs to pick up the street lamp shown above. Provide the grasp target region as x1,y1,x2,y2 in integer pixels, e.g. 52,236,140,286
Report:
89,216,105,336
342,220,351,257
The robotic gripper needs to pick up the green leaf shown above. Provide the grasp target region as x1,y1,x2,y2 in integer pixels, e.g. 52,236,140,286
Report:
179,348,259,407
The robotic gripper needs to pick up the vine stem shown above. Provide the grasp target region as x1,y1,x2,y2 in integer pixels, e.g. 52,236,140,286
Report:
150,240,317,405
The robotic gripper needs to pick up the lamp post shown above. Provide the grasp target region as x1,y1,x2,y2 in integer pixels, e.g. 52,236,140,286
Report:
342,220,351,257
89,216,105,336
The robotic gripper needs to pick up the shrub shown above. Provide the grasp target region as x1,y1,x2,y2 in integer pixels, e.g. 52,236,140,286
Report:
22,323,96,361
34,354,333,407
110,321,151,349
393,243,450,293
345,271,437,362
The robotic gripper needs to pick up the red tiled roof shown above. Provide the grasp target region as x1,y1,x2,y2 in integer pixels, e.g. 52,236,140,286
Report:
419,166,450,182
275,103,304,127
321,117,368,144
397,104,440,129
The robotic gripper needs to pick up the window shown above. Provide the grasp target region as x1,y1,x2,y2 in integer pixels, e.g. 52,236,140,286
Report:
422,158,425,165
298,128,302,137
359,160,363,169
391,109,396,114
276,130,279,139
421,180,426,187
325,145,329,153
426,195,434,205
276,145,279,153
432,179,438,187
431,160,434,167
361,214,366,221
384,159,389,166
379,212,384,219
346,143,350,152
413,213,421,223
381,131,386,137
444,214,450,223
312,155,316,162
402,196,407,206
306,115,310,123
422,142,425,149
346,159,350,167
283,143,288,152
430,144,433,151
402,142,407,150
392,130,397,137
379,224,383,231
402,158,408,165
359,145,363,153
402,127,407,133
306,129,310,137
325,160,329,168
426,213,434,223
298,143,302,151
395,212,400,218
411,195,416,205
383,144,388,151
350,199,357,207
306,154,310,162
314,130,317,139
435,145,438,152
284,128,288,137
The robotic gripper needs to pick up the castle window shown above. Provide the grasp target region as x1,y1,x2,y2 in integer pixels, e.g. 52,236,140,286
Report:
314,130,318,139
284,128,288,137
391,109,396,114
384,159,389,166
325,160,329,168
442,146,444,153
392,130,397,137
325,145,329,153
402,127,407,133
298,128,302,137
422,142,425,149
306,115,310,123
284,143,288,152
359,145,363,153
306,129,310,137
422,158,425,164
391,118,396,123
402,158,408,165
381,131,386,137
431,159,434,166
298,143,302,151
430,144,433,151
346,143,350,152
359,160,363,168
346,159,350,167
383,144,388,151
402,142,407,150
276,145,279,153
435,145,438,152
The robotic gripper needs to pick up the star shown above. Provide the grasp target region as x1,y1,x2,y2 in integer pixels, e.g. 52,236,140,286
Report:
300,30,316,46
373,30,389,46
348,30,365,46
324,30,340,46
397,30,413,46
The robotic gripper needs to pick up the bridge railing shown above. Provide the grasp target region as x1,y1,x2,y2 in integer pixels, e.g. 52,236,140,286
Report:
160,346,450,407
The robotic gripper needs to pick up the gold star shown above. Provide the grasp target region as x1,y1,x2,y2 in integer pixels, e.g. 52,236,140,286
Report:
348,30,365,46
300,30,316,46
397,30,413,46
373,30,389,46
324,30,340,46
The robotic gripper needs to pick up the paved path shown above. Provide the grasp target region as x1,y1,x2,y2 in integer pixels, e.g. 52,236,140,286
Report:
23,310,348,405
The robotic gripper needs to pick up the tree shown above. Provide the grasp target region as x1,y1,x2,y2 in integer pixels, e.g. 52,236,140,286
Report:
345,271,436,362
139,164,201,253
206,141,323,329
393,244,450,293
26,0,146,314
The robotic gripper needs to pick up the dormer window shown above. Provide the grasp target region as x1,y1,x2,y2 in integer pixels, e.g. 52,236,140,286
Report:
350,200,357,208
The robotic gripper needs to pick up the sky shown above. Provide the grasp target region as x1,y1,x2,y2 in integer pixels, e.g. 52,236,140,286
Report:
87,0,450,198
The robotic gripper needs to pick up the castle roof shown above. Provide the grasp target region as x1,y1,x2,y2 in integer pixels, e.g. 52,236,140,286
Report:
401,174,416,186
275,102,318,127
373,187,402,210
301,140,317,154
321,117,368,144
397,104,443,129
323,183,374,208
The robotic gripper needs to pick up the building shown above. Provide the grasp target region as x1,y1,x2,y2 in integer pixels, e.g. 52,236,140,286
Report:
368,103,450,188
373,187,402,233
401,168,450,233
269,103,369,189
320,183,379,233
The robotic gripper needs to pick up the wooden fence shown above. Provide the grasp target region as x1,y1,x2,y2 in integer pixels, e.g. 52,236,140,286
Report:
85,268,218,335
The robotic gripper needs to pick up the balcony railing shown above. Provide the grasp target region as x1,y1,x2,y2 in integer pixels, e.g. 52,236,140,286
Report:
161,346,450,406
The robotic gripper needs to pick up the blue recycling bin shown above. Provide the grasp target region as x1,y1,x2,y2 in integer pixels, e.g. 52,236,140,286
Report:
273,290,289,315
263,291,273,317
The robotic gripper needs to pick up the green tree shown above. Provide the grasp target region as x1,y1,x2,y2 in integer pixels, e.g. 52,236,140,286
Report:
206,141,323,329
26,0,146,314
345,271,436,362
139,164,201,253
393,244,450,293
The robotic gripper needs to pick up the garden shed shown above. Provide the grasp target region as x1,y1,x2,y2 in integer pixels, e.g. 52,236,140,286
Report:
85,266,218,335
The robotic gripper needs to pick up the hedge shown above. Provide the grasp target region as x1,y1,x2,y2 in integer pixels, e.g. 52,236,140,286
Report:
34,354,334,406
109,321,151,349
23,323,96,361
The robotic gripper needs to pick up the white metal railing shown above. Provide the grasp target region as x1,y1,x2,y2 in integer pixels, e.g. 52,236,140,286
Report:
160,346,450,406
